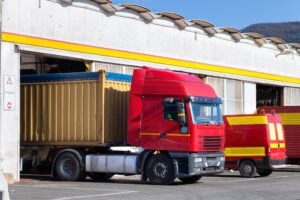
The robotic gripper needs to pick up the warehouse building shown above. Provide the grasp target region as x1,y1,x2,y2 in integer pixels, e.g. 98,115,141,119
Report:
1,0,300,181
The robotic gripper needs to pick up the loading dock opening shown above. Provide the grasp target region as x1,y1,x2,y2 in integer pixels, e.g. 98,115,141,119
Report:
256,84,283,108
20,53,88,75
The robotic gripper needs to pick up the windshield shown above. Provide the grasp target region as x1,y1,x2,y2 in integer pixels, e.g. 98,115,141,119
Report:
190,102,223,125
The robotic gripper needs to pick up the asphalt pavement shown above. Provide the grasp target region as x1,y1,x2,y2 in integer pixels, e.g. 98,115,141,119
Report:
9,167,300,200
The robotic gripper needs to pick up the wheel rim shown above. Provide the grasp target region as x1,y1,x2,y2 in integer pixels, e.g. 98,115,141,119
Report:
243,165,252,174
61,159,76,176
153,162,168,178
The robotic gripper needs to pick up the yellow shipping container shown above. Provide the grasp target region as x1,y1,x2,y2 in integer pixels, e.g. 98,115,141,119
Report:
20,71,131,146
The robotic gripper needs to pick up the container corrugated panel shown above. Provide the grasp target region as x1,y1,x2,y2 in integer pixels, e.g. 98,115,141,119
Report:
258,106,300,160
21,71,131,146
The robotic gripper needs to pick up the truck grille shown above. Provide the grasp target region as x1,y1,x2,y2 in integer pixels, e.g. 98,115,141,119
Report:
201,136,222,152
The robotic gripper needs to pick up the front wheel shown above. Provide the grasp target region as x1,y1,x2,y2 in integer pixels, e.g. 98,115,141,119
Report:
179,175,202,184
55,152,85,181
239,160,257,178
257,169,273,177
146,153,175,185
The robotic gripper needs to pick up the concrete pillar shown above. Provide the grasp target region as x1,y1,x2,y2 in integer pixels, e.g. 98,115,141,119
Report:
0,42,20,182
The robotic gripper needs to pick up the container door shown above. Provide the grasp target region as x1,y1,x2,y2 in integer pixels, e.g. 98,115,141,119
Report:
268,123,280,156
275,123,286,159
268,116,286,161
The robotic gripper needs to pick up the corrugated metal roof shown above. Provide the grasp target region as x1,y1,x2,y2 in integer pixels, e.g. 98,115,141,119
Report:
121,4,154,21
290,43,300,49
221,27,240,34
93,0,112,3
190,20,214,28
245,32,265,39
244,32,267,46
267,37,286,44
158,12,184,20
220,27,244,41
158,12,188,29
121,4,150,12
267,37,287,50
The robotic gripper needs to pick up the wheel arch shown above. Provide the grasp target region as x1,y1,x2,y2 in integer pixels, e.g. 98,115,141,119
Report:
238,158,257,168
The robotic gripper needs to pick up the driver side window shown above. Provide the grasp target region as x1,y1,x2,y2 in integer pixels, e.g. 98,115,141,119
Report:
164,101,178,122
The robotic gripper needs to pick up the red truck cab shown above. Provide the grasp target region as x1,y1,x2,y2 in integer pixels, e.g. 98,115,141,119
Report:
127,67,225,183
223,114,286,178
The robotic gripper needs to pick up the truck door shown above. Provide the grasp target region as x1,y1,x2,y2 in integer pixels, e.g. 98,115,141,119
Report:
139,96,163,150
160,99,190,151
268,115,286,160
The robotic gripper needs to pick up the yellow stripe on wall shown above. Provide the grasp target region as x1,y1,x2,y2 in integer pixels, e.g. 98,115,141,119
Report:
2,32,300,85
225,147,265,157
278,113,300,125
226,116,268,126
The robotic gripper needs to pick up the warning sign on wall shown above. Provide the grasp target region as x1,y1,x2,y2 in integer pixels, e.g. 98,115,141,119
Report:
4,94,15,111
3,75,16,111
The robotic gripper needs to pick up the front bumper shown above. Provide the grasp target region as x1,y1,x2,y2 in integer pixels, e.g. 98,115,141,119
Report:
169,152,225,178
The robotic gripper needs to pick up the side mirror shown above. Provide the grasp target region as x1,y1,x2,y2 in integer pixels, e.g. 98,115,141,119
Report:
177,101,188,133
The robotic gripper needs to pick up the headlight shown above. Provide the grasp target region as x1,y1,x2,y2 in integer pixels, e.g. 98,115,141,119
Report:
220,157,225,161
194,157,203,163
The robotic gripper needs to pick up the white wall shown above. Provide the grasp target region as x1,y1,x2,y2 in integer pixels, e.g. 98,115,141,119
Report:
1,0,300,181
0,42,20,181
1,0,300,86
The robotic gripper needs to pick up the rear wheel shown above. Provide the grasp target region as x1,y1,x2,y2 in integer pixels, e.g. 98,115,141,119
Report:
147,153,175,185
257,169,273,177
89,173,114,181
55,152,85,181
239,160,257,178
179,175,202,184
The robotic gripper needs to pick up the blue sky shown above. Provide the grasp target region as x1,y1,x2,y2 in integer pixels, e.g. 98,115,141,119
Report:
112,0,300,29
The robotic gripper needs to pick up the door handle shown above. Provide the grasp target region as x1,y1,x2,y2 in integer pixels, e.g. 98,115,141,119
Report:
160,133,167,138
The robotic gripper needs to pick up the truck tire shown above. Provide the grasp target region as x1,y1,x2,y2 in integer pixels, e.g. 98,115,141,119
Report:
239,160,257,178
89,173,114,181
146,153,175,185
179,175,202,184
55,152,85,181
257,169,273,177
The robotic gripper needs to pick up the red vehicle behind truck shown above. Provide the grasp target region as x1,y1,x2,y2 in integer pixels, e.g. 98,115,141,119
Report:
20,67,225,184
258,106,300,164
223,114,286,178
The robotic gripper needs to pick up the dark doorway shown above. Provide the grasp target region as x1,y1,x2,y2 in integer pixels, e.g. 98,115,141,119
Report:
256,84,282,107
20,54,88,75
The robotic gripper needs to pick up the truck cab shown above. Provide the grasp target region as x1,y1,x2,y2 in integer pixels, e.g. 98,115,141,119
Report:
223,114,286,178
127,67,225,183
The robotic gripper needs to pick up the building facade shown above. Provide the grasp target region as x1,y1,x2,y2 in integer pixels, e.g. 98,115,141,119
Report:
1,0,300,181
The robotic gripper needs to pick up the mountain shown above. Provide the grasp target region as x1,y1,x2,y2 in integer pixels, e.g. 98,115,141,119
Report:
242,22,300,43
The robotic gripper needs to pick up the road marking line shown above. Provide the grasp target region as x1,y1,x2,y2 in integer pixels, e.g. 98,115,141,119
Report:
52,191,138,200
206,176,289,183
14,184,133,192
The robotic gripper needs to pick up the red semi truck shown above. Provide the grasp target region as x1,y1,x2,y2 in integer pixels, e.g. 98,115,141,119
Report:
258,106,300,164
223,114,286,178
20,67,225,184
